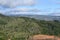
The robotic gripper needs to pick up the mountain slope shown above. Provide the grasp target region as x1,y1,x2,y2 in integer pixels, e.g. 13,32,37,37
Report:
0,14,60,40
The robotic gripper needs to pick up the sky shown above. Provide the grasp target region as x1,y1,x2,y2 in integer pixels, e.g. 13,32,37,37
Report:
0,0,60,15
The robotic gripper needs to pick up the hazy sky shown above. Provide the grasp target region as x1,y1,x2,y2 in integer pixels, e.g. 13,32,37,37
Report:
0,0,60,15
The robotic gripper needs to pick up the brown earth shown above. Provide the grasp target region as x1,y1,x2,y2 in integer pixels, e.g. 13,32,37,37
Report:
28,34,60,40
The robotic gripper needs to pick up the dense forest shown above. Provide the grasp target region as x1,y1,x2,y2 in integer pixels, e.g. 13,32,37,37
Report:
0,14,60,40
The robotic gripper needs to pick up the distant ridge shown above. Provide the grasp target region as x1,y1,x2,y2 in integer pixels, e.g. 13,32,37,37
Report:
0,13,60,21
49,13,60,16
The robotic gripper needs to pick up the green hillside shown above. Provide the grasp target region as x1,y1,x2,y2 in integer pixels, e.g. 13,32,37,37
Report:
0,14,60,40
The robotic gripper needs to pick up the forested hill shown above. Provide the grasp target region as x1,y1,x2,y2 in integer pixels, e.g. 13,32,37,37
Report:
0,14,60,40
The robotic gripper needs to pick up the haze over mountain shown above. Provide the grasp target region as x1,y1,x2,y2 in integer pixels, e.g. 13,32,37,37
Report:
0,9,60,16
0,12,60,21
49,13,60,16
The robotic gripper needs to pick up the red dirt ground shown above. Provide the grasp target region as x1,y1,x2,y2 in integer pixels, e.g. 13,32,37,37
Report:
29,34,60,40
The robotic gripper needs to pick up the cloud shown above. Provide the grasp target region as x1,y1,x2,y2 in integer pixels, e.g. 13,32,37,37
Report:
0,7,51,15
0,8,40,15
5,8,40,12
0,0,35,8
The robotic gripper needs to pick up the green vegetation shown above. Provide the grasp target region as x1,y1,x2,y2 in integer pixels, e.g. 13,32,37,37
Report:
0,14,60,40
